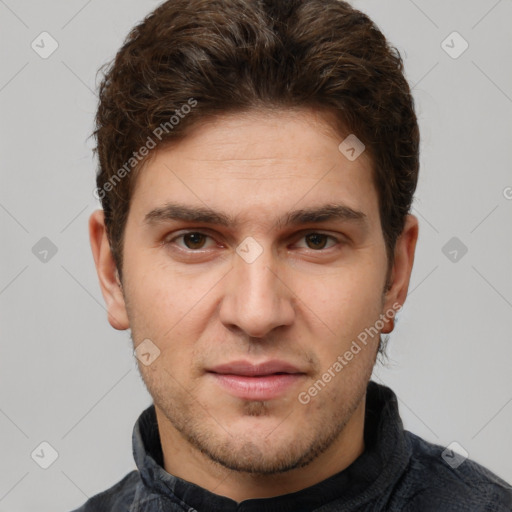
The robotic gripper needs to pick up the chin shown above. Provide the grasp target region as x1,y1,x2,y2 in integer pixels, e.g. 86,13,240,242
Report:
203,437,316,475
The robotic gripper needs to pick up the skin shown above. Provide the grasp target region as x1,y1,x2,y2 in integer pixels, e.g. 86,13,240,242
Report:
90,108,418,502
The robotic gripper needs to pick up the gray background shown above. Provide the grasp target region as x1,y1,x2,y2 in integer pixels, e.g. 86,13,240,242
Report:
0,1,511,510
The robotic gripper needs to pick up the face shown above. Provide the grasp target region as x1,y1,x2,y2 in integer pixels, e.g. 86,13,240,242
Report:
91,109,417,485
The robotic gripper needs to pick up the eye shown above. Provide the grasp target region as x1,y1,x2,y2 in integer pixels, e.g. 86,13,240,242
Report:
294,232,340,251
164,230,342,253
167,231,215,251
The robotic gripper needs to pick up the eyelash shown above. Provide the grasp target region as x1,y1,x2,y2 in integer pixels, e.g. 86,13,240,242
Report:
163,230,344,254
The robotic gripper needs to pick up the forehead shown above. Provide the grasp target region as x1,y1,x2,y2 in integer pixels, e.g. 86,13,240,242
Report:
129,109,379,229
154,108,369,167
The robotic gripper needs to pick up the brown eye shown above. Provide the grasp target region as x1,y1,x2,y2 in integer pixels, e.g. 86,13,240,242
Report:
304,233,329,250
181,232,208,250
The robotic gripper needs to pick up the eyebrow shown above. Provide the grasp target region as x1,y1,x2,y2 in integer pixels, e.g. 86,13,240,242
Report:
144,202,368,231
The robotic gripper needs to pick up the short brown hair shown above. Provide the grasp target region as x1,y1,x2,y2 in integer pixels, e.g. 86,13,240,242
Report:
93,0,419,355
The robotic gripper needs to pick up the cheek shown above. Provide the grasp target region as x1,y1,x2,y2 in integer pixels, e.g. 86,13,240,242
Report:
124,265,214,372
296,267,384,370
303,263,383,326
123,247,188,318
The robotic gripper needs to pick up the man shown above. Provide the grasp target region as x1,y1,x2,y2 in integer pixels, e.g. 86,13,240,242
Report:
73,0,512,510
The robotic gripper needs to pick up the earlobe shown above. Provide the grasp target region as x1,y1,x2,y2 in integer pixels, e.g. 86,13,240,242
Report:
381,316,395,334
381,214,419,333
89,210,130,330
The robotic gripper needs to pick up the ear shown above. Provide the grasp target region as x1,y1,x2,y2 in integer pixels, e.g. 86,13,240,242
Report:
381,214,419,333
89,209,130,330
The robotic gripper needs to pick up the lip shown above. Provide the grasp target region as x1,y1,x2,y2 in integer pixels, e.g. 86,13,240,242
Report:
207,359,306,401
208,360,304,376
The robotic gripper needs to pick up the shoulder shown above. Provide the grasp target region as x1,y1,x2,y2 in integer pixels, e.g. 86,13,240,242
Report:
390,431,512,511
69,470,139,512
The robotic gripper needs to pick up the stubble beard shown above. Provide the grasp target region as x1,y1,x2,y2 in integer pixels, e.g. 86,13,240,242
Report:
146,367,371,476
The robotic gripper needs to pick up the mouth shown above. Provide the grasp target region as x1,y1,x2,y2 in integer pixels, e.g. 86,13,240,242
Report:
206,360,307,401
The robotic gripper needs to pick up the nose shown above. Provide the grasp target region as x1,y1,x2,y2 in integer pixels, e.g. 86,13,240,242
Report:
218,242,295,339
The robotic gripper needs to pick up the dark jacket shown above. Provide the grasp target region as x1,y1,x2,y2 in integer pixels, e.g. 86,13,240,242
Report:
71,381,512,511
